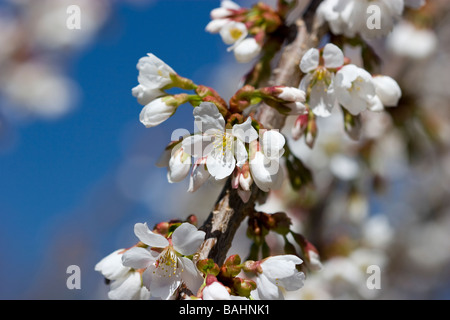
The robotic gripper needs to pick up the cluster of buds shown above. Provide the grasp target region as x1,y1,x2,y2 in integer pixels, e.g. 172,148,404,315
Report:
132,53,230,128
229,84,307,114
246,210,323,272
206,1,283,63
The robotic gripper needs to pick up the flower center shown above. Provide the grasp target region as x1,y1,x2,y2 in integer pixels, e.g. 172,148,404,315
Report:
154,247,178,277
212,131,233,157
348,77,364,92
229,27,243,41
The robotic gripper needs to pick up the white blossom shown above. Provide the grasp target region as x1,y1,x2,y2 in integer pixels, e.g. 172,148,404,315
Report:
108,271,151,300
369,75,402,111
253,255,305,300
202,281,232,300
275,87,308,115
299,43,344,117
334,64,376,115
122,222,205,299
95,249,150,300
167,147,191,183
220,21,248,46
188,157,210,192
387,21,437,59
139,97,177,128
182,102,258,180
132,53,176,105
210,0,240,20
317,0,404,38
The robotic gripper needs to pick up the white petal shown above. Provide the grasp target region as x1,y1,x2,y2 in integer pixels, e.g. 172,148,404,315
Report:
300,48,319,73
179,257,203,294
134,223,169,248
277,271,305,291
121,247,154,269
206,149,236,180
234,139,248,168
278,87,306,102
205,18,229,33
233,38,261,63
222,0,240,10
285,101,308,115
167,149,191,183
95,249,130,281
108,272,142,300
322,43,344,69
172,223,206,256
261,255,303,279
220,21,247,45
139,98,176,128
237,189,252,203
188,158,210,192
148,266,182,300
232,118,258,143
249,151,282,192
194,102,225,132
405,0,425,8
131,84,164,106
182,134,215,159
261,130,285,160
256,274,283,300
309,81,336,117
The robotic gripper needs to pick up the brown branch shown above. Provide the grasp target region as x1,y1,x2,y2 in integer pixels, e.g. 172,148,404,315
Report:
194,2,324,268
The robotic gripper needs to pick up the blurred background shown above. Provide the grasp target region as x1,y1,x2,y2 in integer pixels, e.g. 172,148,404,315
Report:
0,0,449,299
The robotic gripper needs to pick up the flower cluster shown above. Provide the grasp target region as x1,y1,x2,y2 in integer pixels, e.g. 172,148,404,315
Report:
96,0,442,302
195,254,305,300
132,53,308,201
96,218,205,300
95,214,309,300
206,0,282,63
293,43,401,146
300,43,401,118
132,53,198,128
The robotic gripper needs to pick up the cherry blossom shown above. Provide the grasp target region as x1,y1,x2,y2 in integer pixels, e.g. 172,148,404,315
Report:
317,0,404,38
334,64,376,115
249,131,285,192
95,249,150,300
182,102,258,180
121,222,205,299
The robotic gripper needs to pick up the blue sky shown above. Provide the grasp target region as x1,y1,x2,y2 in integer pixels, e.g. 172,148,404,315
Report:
0,0,245,299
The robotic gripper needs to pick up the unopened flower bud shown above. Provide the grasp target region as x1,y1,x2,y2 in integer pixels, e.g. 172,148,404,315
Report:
232,277,256,297
197,259,220,276
139,97,177,128
292,114,309,140
220,254,242,278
